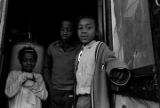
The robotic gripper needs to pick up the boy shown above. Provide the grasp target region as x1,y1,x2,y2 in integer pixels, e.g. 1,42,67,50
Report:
75,15,130,108
5,46,48,108
44,19,81,108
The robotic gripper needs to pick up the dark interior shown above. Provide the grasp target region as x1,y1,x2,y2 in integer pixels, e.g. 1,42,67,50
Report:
5,0,98,48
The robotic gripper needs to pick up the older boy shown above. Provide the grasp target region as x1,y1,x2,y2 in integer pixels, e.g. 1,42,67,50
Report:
44,19,81,108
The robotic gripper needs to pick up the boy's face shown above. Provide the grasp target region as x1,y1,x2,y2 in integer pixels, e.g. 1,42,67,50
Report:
78,18,96,45
60,21,73,41
21,52,36,72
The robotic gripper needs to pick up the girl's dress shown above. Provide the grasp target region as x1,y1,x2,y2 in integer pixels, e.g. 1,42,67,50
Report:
5,70,48,108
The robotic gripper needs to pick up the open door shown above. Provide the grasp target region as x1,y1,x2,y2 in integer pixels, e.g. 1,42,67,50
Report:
103,0,160,107
0,0,100,107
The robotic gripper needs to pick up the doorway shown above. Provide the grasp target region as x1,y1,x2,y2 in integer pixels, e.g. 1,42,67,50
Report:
0,0,98,107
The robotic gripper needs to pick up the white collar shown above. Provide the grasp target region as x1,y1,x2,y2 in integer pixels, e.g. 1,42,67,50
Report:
83,40,96,49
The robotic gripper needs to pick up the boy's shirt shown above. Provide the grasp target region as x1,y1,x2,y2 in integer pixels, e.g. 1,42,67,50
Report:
76,40,99,95
46,40,81,90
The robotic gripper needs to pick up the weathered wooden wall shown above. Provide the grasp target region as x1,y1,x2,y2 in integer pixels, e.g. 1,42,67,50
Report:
111,0,154,69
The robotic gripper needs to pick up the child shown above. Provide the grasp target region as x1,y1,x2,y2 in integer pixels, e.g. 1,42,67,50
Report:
44,19,81,108
5,46,48,108
75,15,130,108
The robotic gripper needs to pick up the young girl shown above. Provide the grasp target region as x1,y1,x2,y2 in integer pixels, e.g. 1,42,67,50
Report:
75,15,130,108
5,47,48,108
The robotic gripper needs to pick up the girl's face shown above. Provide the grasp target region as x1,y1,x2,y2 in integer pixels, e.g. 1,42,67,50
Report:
21,52,36,72
78,18,96,45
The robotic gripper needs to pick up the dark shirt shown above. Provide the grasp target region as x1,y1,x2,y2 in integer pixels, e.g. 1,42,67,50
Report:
44,40,81,90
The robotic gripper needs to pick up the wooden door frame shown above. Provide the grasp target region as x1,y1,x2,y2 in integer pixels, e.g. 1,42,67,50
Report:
98,0,113,49
0,0,9,78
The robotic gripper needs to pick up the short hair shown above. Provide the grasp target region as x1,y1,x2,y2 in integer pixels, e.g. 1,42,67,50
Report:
58,16,74,29
18,47,38,64
77,15,98,29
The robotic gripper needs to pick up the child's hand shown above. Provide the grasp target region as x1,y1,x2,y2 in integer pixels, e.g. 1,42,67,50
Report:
23,80,35,87
29,74,43,93
29,82,39,91
109,68,131,86
25,73,34,79
19,72,33,84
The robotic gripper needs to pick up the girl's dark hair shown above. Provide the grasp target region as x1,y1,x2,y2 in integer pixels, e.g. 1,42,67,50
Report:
18,46,38,63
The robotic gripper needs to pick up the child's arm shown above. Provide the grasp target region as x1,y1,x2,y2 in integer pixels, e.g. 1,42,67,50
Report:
5,71,22,98
31,73,48,100
102,44,130,86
